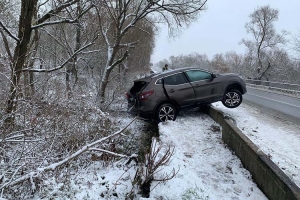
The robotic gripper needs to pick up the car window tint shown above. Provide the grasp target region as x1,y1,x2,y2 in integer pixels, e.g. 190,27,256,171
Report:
164,73,187,85
130,81,148,93
185,70,212,82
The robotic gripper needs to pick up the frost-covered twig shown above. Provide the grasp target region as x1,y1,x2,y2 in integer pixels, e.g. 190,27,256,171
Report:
38,133,57,168
141,139,178,190
145,140,175,180
1,163,25,194
150,166,180,193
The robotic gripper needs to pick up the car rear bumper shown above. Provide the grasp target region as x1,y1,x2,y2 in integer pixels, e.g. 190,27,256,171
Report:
127,104,153,120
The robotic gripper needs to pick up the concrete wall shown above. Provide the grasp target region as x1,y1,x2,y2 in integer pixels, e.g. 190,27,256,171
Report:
204,106,300,200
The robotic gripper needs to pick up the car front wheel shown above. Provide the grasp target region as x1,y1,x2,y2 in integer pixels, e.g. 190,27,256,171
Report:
222,89,242,108
156,103,177,123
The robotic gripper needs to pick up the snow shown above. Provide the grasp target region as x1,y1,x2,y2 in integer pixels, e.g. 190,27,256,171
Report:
149,109,267,200
70,163,137,200
45,108,268,200
212,102,300,188
20,101,300,199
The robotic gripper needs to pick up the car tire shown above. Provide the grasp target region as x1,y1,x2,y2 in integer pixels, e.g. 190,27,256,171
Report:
156,103,177,123
222,89,242,108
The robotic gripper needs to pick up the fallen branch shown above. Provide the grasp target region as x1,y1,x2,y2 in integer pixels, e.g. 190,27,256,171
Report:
89,148,127,158
0,116,137,189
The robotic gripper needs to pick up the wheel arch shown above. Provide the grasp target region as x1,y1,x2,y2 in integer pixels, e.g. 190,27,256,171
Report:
224,82,244,94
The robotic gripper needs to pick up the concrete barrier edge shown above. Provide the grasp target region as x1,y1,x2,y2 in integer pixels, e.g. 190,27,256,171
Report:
203,106,300,200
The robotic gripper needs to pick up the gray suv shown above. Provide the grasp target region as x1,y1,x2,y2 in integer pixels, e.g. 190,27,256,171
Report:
126,67,247,122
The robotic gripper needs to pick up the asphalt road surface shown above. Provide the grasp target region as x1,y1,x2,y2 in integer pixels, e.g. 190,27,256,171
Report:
243,87,300,120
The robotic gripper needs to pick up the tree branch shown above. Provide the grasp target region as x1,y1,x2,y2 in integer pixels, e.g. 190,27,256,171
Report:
89,148,128,158
107,50,129,71
32,4,93,29
34,0,80,26
0,20,19,42
0,116,137,189
22,35,98,72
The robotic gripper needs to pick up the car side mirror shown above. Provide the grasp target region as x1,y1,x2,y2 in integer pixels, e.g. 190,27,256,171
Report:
211,74,217,79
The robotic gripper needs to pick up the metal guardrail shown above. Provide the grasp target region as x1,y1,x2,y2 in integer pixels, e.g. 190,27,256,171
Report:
245,79,300,91
245,79,300,97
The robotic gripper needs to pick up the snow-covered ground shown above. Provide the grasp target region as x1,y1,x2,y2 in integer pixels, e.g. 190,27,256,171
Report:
212,102,300,188
34,100,300,199
55,109,268,200
150,110,267,200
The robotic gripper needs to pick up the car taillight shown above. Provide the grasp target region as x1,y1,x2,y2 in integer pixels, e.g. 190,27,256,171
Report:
125,92,131,99
139,90,154,100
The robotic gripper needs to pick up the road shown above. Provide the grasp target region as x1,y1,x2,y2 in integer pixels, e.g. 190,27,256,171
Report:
243,87,300,120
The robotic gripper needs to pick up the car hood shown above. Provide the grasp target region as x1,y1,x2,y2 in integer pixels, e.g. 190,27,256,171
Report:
218,73,239,77
217,73,239,77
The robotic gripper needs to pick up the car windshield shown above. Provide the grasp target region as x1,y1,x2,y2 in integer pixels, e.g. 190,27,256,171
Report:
185,70,212,82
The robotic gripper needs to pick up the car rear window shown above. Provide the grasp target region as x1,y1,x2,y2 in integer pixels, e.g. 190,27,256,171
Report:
130,81,148,94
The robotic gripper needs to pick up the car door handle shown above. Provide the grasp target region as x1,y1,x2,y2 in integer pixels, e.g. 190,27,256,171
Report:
169,89,175,93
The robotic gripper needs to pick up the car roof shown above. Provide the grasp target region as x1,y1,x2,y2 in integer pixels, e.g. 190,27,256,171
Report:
152,67,213,78
134,67,213,82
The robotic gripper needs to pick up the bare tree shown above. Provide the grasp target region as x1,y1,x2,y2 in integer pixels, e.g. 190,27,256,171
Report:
211,53,230,73
0,0,93,126
266,48,298,83
95,0,208,104
241,5,287,80
168,53,210,69
224,51,243,74
291,30,300,61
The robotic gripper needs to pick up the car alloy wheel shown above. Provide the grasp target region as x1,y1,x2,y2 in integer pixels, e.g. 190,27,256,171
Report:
222,89,242,108
156,103,177,122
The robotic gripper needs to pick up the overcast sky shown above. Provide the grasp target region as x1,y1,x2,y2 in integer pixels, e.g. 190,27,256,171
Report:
151,0,300,64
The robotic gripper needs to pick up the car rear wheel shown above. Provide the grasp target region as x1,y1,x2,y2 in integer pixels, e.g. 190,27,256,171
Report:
222,89,242,108
156,103,177,123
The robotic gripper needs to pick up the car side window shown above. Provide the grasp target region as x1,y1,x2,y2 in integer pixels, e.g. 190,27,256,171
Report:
185,70,212,82
156,79,162,84
164,73,188,85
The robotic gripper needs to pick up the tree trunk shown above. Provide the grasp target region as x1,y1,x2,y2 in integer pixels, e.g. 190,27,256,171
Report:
98,67,112,104
23,71,30,99
29,70,35,96
23,30,38,99
65,2,81,97
66,70,71,93
97,44,122,104
27,29,40,98
4,0,38,126
258,62,271,80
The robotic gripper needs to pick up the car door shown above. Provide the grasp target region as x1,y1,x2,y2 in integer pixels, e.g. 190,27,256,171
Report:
162,72,196,107
184,70,223,101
